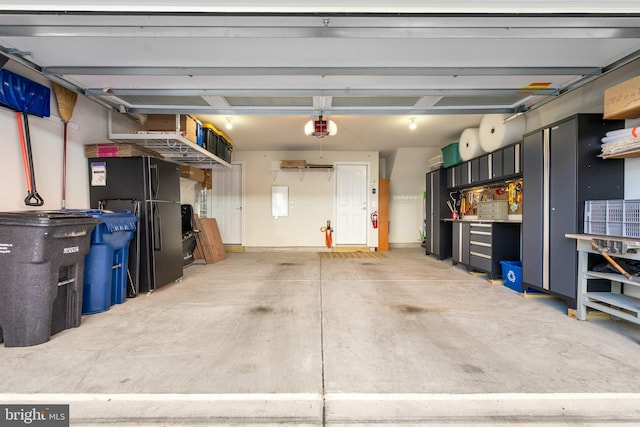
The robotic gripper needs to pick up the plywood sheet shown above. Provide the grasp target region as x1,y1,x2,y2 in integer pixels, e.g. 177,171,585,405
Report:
196,217,227,263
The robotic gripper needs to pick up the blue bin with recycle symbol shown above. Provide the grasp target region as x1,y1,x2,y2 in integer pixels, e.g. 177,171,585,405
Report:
500,261,523,292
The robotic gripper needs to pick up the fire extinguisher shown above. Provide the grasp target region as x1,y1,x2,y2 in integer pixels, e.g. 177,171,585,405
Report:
371,211,378,229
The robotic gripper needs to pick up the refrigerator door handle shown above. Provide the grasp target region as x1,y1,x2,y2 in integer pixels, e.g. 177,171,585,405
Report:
152,202,163,252
150,163,159,200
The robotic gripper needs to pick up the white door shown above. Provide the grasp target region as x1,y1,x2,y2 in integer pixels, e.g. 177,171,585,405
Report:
211,163,243,245
335,163,368,245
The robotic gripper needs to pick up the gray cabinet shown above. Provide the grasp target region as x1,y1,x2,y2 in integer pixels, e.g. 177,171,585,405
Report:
448,143,521,189
447,162,470,189
522,114,625,307
425,168,452,260
453,221,520,279
471,154,490,184
490,143,520,181
454,163,470,188
502,144,520,177
452,221,470,265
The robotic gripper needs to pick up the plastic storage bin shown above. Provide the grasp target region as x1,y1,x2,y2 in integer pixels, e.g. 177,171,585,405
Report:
66,210,138,315
500,261,523,292
219,139,232,163
195,120,203,147
201,125,217,153
441,142,461,168
0,211,99,347
584,199,640,237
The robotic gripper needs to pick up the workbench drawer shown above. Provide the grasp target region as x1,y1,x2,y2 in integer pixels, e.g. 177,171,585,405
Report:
469,240,491,255
469,253,492,272
469,232,492,246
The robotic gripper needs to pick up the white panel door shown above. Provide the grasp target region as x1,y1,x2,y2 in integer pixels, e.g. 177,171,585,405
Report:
335,163,368,245
211,163,243,245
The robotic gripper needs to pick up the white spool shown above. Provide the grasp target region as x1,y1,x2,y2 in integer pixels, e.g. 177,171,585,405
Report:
478,114,526,152
458,128,484,161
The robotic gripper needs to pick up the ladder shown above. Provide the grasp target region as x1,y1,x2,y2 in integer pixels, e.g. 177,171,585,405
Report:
198,186,209,218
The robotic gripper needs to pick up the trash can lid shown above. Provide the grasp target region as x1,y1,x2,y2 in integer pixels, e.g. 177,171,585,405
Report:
0,210,101,227
102,216,138,233
64,209,139,233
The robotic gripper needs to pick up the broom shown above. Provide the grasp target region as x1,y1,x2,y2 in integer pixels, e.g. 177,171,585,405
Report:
52,82,78,209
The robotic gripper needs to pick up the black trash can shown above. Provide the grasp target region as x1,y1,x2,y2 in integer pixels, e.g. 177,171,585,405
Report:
0,211,99,347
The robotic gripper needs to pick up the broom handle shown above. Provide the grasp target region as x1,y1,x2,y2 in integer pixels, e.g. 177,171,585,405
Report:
62,122,67,209
16,112,33,191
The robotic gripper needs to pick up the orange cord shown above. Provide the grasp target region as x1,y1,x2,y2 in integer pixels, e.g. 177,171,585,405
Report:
16,112,33,191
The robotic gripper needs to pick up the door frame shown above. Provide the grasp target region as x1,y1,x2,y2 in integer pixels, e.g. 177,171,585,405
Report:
210,161,245,246
235,161,246,247
334,161,370,247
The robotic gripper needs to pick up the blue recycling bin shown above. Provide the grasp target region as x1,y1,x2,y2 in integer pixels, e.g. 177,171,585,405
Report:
65,210,138,314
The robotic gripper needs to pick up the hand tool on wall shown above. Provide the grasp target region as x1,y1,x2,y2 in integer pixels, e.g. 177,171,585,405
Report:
591,240,634,281
52,82,78,209
0,69,51,206
17,112,44,206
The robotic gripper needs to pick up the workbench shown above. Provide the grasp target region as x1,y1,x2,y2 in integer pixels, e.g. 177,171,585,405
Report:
566,234,640,323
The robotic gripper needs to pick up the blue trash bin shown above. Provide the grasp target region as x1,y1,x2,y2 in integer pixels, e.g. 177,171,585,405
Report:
65,210,138,314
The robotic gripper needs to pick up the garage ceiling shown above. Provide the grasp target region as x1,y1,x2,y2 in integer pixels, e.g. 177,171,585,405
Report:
1,3,640,156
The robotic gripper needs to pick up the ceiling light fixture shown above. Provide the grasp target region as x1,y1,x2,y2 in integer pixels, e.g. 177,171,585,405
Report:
304,114,337,138
225,118,233,130
409,118,417,130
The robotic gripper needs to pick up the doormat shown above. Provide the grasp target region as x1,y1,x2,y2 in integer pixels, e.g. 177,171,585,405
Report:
318,252,387,259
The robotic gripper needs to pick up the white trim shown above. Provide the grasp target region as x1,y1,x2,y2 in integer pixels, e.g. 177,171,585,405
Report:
7,2,640,13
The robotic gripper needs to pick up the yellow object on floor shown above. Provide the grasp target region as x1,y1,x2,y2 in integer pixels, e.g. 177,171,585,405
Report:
332,246,370,253
319,252,386,259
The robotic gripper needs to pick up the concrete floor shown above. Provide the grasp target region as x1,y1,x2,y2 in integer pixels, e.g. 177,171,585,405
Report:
2,249,640,426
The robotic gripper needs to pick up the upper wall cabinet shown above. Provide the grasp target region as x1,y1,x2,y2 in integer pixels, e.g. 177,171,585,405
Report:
471,154,490,184
491,143,521,180
447,142,521,189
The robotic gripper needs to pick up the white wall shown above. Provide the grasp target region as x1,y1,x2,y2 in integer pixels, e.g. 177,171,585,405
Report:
387,147,441,244
0,63,203,213
231,150,379,248
0,63,111,212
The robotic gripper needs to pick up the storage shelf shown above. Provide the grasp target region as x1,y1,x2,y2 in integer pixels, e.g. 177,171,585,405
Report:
601,146,640,159
585,271,640,286
277,164,334,182
280,165,334,170
107,112,231,169
108,133,231,169
585,292,640,316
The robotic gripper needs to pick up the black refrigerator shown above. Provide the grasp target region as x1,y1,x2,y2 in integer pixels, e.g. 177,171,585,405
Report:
88,156,183,294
